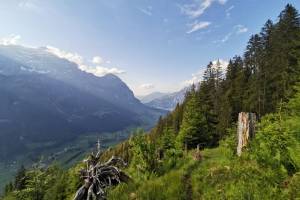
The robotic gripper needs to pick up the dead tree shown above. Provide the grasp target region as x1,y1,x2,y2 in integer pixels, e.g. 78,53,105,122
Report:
73,140,130,200
237,112,256,156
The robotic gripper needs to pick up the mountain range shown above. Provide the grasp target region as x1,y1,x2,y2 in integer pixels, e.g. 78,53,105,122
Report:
139,87,188,111
0,45,165,160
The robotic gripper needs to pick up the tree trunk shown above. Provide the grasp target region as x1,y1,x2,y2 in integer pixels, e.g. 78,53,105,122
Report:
237,112,256,156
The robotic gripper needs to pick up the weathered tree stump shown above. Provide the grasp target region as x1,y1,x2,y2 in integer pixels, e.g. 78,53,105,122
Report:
237,112,256,156
73,140,130,200
192,144,202,161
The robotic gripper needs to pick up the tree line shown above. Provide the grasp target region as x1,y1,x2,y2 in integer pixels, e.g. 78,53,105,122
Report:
152,4,300,150
2,4,300,200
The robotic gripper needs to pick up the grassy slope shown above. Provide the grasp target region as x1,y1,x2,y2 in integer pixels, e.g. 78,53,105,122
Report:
107,146,298,200
107,148,226,200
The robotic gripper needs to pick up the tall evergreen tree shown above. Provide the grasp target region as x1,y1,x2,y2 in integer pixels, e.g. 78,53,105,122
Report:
177,86,210,149
266,4,300,111
14,165,27,191
172,103,183,134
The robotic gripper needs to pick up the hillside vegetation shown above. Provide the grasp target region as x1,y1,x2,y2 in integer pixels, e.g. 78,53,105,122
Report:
1,4,300,200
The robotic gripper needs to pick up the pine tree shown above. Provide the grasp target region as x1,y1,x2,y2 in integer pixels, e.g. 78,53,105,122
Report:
266,4,300,111
224,56,244,121
14,165,27,191
172,103,183,134
259,19,274,115
4,182,14,195
244,34,265,116
177,84,210,149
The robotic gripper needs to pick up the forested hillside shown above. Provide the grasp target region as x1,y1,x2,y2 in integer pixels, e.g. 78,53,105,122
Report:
1,4,300,200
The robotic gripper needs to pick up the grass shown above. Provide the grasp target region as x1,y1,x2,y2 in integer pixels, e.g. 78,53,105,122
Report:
107,153,197,200
107,146,292,200
190,147,286,200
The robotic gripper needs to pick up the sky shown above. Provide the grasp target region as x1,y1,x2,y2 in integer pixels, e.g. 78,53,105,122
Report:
0,0,299,96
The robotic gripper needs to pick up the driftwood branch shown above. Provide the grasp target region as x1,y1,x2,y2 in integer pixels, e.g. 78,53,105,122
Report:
74,140,130,200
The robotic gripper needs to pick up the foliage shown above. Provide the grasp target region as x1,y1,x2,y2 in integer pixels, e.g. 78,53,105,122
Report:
176,86,211,149
251,113,300,174
145,4,300,151
128,130,158,176
2,165,80,200
107,157,193,200
192,158,286,200
2,4,300,200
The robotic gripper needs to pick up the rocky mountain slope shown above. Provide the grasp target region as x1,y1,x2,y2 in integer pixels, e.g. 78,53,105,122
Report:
0,45,164,160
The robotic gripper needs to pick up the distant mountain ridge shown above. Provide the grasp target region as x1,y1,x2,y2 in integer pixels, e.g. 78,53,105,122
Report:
0,45,164,160
139,92,167,103
143,87,189,111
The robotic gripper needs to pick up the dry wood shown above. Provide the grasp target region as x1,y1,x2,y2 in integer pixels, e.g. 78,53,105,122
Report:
237,112,256,156
74,140,130,200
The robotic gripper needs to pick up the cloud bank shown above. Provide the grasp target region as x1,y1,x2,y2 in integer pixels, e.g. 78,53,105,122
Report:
0,35,125,79
92,56,104,65
0,35,21,46
46,46,125,77
18,0,41,13
139,83,155,90
79,65,125,77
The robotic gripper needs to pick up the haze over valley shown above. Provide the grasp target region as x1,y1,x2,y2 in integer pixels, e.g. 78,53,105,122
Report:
1,1,300,199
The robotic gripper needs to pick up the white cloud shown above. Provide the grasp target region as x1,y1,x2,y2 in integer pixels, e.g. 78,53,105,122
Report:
183,59,229,86
138,6,153,16
92,56,104,65
46,46,84,66
0,35,21,46
46,46,125,77
180,0,227,18
0,35,124,77
187,21,211,34
183,70,205,86
139,83,155,90
18,0,41,13
225,5,234,18
218,0,228,4
235,25,248,34
213,24,248,43
221,32,233,42
213,32,232,43
79,65,125,77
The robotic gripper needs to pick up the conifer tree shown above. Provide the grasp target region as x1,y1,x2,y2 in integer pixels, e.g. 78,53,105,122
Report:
177,85,210,149
14,165,27,191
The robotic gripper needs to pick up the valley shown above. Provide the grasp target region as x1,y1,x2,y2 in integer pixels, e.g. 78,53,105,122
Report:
1,1,300,200
0,45,165,192
0,129,135,192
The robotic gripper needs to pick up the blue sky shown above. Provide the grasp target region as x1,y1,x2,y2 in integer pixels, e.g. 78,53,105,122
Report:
0,0,299,95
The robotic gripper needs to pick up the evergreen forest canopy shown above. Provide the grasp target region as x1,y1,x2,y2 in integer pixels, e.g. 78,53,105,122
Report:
1,4,300,200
